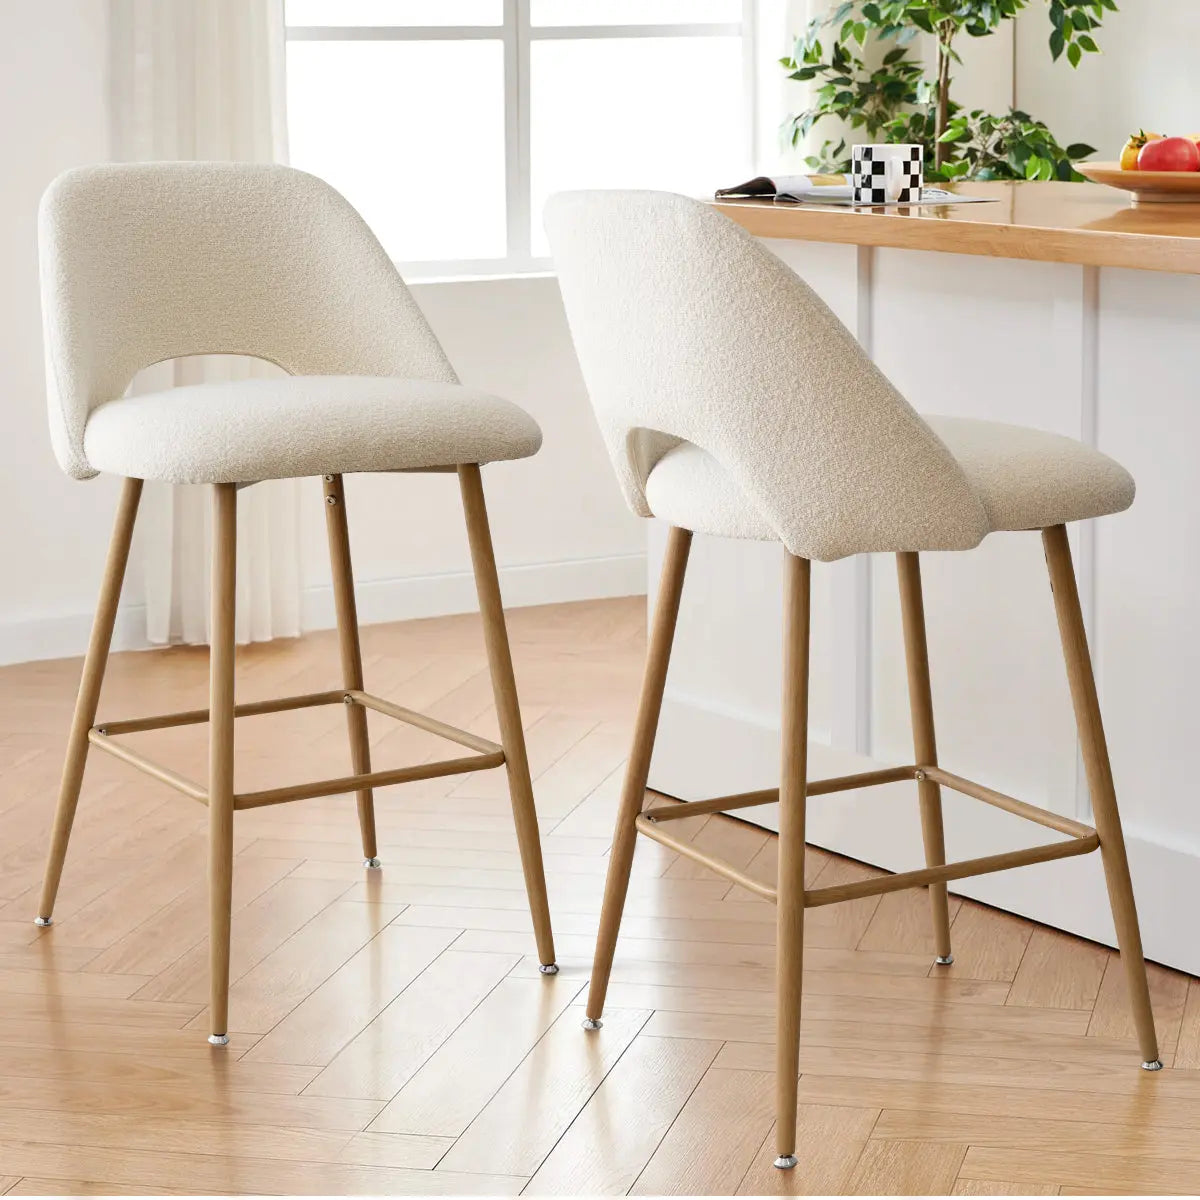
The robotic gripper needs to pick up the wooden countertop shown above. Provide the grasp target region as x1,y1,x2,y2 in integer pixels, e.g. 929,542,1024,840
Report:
714,181,1200,275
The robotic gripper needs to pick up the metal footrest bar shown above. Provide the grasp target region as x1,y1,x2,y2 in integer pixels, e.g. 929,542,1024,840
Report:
803,832,1100,908
634,761,1103,909
86,689,506,811
634,813,778,900
95,690,346,736
643,766,917,824
88,728,208,803
920,765,1095,839
234,749,505,810
345,690,501,755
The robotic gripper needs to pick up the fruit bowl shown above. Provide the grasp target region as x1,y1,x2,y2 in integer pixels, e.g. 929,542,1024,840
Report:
1078,162,1200,204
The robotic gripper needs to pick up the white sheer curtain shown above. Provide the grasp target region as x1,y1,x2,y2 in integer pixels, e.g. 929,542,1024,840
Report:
109,0,303,645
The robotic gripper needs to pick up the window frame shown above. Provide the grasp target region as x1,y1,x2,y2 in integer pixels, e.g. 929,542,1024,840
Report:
285,0,757,278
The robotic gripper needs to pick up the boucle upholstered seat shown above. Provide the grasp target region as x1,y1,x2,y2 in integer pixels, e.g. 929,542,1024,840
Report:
644,415,1135,545
35,162,559,1047
546,189,1161,1175
84,376,543,484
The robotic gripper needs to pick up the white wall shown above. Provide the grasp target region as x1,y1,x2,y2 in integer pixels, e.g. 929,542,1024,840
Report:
945,0,1199,162
0,7,642,666
1017,1,1200,157
0,3,134,664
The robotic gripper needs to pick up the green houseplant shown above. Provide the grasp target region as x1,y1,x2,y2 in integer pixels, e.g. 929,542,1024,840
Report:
782,0,1115,182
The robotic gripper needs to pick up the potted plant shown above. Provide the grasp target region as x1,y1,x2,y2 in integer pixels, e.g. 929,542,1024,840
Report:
782,0,1114,181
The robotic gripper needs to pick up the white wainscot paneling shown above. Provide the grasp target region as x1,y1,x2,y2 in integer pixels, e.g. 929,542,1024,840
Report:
869,249,1086,824
1095,267,1200,858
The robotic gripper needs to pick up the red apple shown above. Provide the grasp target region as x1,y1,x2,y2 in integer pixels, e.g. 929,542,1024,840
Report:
1137,135,1200,171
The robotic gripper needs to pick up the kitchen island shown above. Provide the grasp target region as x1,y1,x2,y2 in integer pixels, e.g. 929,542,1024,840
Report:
646,181,1200,974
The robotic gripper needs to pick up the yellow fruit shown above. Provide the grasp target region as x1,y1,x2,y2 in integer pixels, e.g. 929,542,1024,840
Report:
1120,130,1163,170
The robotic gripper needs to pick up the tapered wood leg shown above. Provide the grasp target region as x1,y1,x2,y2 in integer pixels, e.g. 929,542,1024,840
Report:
323,474,378,864
36,478,143,925
1043,523,1160,1068
774,551,810,1170
208,483,238,1045
459,464,556,968
896,552,953,964
586,525,692,1023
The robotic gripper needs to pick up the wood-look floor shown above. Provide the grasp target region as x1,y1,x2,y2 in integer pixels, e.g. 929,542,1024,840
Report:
0,596,1197,1196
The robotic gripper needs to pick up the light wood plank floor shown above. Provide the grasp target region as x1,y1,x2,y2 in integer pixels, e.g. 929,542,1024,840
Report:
0,596,1197,1196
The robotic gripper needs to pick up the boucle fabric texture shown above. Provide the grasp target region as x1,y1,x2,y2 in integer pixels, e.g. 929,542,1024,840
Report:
925,416,1133,531
645,417,1134,544
544,190,1134,561
83,376,543,484
40,162,540,480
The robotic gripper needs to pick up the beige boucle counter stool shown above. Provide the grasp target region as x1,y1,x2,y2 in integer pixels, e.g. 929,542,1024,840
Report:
545,189,1161,1171
35,162,558,1044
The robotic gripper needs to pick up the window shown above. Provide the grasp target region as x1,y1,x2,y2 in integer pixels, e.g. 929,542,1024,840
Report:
285,1,754,276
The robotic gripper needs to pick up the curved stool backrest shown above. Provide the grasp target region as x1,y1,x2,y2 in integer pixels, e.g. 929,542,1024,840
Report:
544,189,989,561
39,161,456,479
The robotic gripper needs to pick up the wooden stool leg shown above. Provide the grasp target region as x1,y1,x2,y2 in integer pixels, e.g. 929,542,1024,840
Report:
896,552,954,964
586,525,692,1026
36,477,143,926
208,483,238,1046
323,474,378,865
459,464,557,969
1043,523,1161,1069
774,551,811,1170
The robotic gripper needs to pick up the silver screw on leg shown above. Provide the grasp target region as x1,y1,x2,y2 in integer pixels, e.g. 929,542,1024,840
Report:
538,963,559,975
208,1034,230,1046
1141,1059,1164,1071
934,954,954,966
363,857,381,868
34,916,52,927
774,1155,798,1170
582,1017,602,1031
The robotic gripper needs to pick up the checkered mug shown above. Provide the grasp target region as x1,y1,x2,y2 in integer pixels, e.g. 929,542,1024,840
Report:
851,143,923,204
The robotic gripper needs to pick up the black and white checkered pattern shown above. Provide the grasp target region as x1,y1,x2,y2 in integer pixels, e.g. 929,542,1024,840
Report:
851,144,923,204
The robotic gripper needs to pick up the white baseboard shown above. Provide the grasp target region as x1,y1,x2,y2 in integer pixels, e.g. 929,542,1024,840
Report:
650,692,1200,977
0,603,153,667
302,552,646,630
0,553,647,667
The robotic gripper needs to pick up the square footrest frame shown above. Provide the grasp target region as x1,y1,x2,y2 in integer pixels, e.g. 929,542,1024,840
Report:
88,689,505,809
635,764,1100,906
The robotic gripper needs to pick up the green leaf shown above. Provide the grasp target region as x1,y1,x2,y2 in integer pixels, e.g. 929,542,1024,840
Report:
777,0,1114,178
